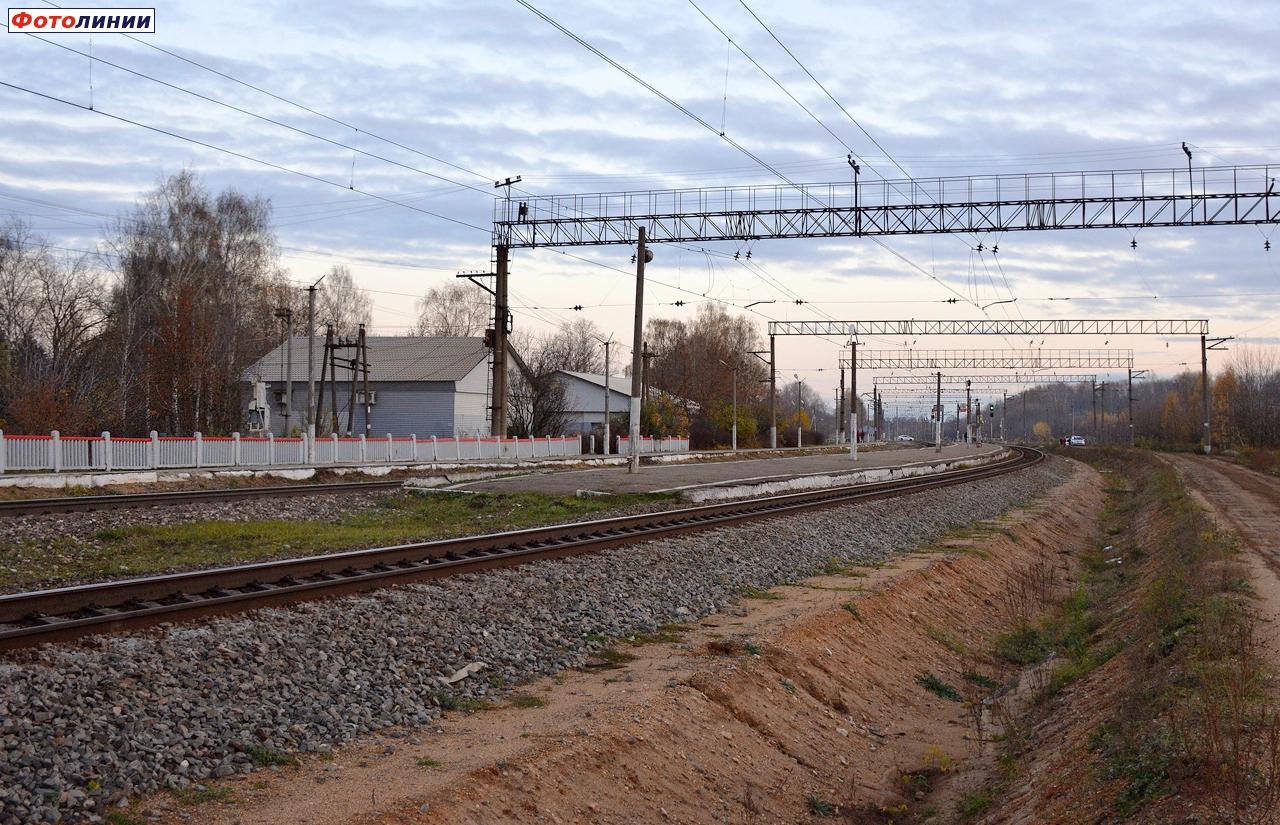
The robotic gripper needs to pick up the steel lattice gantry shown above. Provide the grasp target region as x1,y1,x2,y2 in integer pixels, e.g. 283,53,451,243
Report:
871,373,1097,386
770,319,1207,337
845,350,1134,370
494,165,1278,247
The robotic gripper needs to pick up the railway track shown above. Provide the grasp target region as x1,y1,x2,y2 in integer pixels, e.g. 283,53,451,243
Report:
0,446,1043,651
0,479,408,516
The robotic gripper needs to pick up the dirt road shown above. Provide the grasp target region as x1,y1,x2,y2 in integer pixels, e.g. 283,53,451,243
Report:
1162,453,1280,656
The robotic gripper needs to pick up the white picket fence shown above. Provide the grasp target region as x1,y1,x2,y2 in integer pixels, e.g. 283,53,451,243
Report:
0,430,596,474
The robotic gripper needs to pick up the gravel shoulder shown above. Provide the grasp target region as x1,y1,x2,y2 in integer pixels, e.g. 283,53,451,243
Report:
0,457,1074,824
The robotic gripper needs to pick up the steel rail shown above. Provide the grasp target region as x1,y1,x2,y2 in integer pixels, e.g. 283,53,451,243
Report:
0,447,1043,650
0,480,409,517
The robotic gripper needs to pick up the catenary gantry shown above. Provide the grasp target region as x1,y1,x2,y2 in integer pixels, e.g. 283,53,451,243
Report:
843,350,1134,370
770,320,1208,337
494,165,1277,247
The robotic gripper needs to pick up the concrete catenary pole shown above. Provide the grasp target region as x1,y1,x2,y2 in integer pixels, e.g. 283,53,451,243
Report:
837,366,845,445
768,334,777,449
305,273,325,459
602,339,611,455
850,340,858,460
1201,333,1212,454
491,245,510,437
1001,390,1007,442
628,228,648,473
1127,368,1135,447
965,380,972,447
730,363,738,451
935,371,942,453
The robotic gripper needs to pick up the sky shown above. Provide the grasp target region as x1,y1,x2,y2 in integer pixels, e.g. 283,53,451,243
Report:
3,0,1279,415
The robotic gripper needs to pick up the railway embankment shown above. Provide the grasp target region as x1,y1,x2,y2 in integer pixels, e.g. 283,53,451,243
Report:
1,456,1066,823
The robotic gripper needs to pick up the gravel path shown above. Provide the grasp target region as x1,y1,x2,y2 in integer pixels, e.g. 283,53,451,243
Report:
0,457,1076,824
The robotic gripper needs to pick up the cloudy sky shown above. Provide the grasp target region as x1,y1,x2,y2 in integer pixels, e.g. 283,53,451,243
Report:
3,0,1278,413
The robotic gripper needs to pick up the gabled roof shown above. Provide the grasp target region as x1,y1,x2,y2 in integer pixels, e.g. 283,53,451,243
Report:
245,336,488,383
555,371,633,395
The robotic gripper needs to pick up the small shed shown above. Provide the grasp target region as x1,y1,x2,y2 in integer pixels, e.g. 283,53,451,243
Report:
242,336,490,437
553,371,633,434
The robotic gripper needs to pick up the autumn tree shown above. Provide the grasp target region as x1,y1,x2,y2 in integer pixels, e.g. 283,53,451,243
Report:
101,171,286,435
315,265,372,337
413,281,489,337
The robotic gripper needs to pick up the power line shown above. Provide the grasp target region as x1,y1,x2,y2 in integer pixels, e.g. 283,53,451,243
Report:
0,81,491,235
24,35,501,199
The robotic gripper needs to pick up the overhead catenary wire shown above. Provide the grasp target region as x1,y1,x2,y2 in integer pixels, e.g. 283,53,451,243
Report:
0,81,491,236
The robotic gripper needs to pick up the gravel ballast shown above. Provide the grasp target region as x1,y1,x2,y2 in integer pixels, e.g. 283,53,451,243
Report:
0,458,1076,823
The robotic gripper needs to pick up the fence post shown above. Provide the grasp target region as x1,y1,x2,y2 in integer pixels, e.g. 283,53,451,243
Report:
0,430,5,475
51,430,62,473
102,431,113,472
411,434,418,463
268,433,275,465
330,433,338,464
194,431,204,468
431,435,438,462
359,434,367,462
233,432,241,466
383,433,391,462
150,431,159,469
589,434,594,456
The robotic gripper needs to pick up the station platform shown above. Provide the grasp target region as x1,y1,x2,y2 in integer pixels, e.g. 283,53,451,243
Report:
453,443,1005,497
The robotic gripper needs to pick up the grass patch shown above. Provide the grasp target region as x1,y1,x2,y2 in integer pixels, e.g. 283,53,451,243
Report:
1,491,674,590
806,794,837,816
510,694,545,709
106,814,146,825
842,601,861,620
780,678,797,694
243,745,297,768
415,757,441,768
962,670,1001,690
744,640,761,655
628,623,687,645
925,624,967,655
170,786,235,806
741,586,782,600
956,789,994,817
995,624,1051,666
915,672,962,702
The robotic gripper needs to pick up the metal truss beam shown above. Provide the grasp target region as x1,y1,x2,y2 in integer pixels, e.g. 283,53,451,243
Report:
771,319,1207,337
871,373,1097,386
845,350,1134,370
495,165,1278,247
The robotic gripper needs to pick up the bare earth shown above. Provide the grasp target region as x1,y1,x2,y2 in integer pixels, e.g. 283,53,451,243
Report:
138,460,1099,825
1161,454,1280,666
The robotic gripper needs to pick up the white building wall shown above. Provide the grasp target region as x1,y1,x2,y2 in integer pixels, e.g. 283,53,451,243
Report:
453,360,491,435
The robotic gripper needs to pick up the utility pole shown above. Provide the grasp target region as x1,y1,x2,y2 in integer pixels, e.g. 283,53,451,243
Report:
731,363,738,451
316,325,330,435
935,371,942,453
1127,368,1148,447
628,227,648,473
492,245,510,437
601,338,611,455
359,324,371,435
274,307,293,435
769,334,777,449
305,274,325,459
1001,390,1007,442
1200,332,1210,454
1023,391,1028,441
1091,379,1098,442
965,380,972,447
837,365,845,445
794,373,803,448
850,340,857,460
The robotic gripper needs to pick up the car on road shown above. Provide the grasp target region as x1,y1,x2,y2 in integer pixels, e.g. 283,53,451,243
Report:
895,435,915,443
1068,435,1086,446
